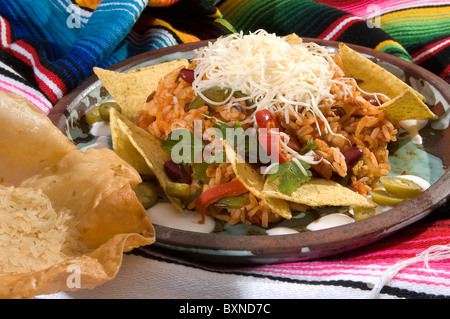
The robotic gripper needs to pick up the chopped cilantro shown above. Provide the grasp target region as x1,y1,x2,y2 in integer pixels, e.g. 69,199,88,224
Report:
300,139,319,155
193,161,210,185
267,160,312,195
202,113,241,141
161,129,203,164
202,114,259,163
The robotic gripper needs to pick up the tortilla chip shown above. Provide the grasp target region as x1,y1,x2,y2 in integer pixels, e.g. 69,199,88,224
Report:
262,177,376,208
110,108,184,214
380,88,438,122
224,142,291,219
0,91,154,299
339,43,425,101
93,59,188,120
110,108,154,176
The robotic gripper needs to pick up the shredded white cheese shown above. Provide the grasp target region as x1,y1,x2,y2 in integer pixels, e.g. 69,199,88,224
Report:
192,30,339,133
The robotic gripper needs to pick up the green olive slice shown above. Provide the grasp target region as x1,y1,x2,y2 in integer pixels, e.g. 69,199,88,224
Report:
352,206,376,221
133,181,158,209
379,176,423,199
99,102,122,122
85,105,102,125
165,182,191,199
369,189,404,206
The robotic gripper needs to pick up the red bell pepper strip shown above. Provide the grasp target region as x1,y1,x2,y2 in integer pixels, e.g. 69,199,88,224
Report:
255,109,281,130
258,130,288,163
194,180,248,224
255,109,289,163
255,109,301,151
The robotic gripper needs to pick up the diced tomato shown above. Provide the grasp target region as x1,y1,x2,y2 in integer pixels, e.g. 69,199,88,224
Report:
255,110,288,163
249,214,262,225
194,180,248,224
351,180,367,196
255,109,301,151
255,109,281,130
258,131,288,163
286,136,301,152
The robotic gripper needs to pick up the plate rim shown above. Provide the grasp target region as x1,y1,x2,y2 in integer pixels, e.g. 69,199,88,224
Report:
50,37,450,264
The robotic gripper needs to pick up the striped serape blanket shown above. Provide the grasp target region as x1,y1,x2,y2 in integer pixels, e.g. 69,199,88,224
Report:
1,0,449,299
0,0,448,113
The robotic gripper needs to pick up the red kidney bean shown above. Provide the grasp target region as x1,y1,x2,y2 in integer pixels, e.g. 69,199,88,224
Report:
342,147,363,170
363,96,381,106
146,90,156,102
164,160,192,184
179,68,195,83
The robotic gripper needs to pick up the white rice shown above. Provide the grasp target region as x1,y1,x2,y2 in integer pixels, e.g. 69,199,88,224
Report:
0,185,84,275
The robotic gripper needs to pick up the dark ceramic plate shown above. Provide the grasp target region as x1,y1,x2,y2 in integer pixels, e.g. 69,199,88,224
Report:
50,39,450,264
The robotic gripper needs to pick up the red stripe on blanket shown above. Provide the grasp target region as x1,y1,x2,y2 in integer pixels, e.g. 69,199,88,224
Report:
0,17,66,103
440,65,450,81
318,14,363,41
411,37,450,65
8,41,66,103
0,17,12,48
341,219,450,263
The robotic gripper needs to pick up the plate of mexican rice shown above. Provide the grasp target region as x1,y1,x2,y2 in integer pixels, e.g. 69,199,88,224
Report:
51,31,450,264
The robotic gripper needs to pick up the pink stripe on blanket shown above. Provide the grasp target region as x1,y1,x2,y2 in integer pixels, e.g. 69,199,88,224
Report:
0,80,52,113
316,0,448,18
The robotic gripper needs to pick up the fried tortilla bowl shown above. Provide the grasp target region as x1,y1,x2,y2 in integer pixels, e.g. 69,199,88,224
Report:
0,91,155,299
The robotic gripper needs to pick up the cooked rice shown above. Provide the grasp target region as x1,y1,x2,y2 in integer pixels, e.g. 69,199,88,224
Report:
137,50,397,227
0,185,85,275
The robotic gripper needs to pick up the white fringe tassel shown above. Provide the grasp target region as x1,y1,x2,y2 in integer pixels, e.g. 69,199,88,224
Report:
369,244,450,298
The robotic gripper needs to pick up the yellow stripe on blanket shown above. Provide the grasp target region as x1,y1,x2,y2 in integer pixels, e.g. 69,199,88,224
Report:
148,0,180,7
381,6,450,25
152,18,200,43
374,40,402,52
76,0,101,10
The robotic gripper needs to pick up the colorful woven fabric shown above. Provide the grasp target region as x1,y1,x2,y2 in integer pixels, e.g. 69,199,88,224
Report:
1,0,449,299
36,201,449,299
220,0,450,80
0,0,449,114
0,0,225,113
316,0,450,81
